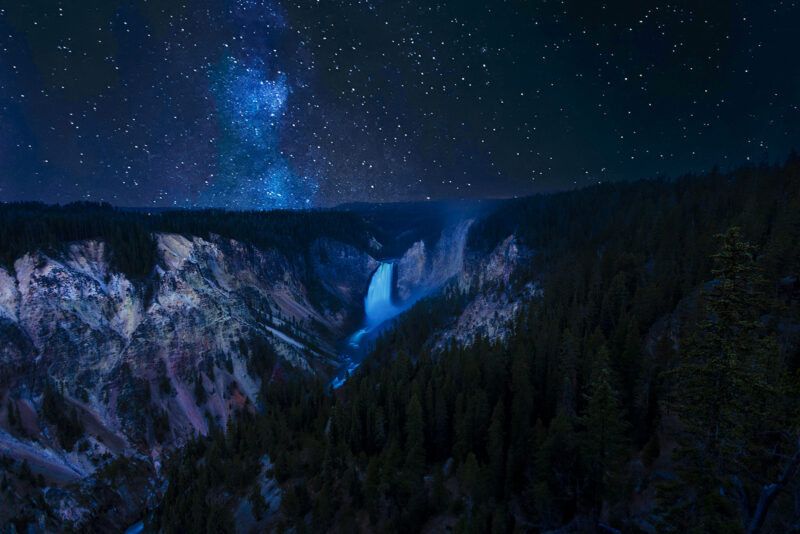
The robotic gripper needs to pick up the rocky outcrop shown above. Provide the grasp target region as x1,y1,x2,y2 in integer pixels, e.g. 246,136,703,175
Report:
468,234,521,290
433,234,541,350
433,281,539,351
395,219,473,303
0,232,375,518
310,237,380,313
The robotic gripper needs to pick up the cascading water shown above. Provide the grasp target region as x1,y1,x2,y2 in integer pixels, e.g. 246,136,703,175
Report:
331,262,399,388
363,262,397,328
333,222,472,388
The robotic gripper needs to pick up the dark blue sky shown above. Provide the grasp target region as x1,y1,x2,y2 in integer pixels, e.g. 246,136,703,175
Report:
1,1,798,208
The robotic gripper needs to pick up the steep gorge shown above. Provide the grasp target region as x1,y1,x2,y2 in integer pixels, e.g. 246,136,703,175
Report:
0,232,375,496
0,211,524,530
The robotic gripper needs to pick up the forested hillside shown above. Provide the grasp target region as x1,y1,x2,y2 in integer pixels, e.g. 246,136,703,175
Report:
0,203,372,280
150,157,800,533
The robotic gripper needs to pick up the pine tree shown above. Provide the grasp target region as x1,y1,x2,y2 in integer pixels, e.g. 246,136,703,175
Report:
579,363,628,520
618,315,642,417
194,374,207,404
535,410,578,522
250,487,267,521
487,400,506,499
459,452,481,508
404,393,425,477
506,348,533,494
7,400,16,428
660,228,783,533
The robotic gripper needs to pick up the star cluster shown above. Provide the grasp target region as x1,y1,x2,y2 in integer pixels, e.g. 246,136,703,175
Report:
1,1,798,208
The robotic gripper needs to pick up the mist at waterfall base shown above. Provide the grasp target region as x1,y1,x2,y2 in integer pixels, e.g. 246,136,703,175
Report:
331,262,423,388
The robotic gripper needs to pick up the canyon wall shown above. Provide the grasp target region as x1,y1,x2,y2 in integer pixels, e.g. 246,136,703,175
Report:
0,233,375,484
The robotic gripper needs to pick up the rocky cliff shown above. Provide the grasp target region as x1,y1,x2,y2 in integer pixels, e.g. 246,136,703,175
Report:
309,237,380,316
395,218,473,303
429,233,541,350
0,213,532,531
390,220,541,352
0,232,377,529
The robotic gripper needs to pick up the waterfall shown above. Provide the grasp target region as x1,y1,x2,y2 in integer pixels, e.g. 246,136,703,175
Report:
332,262,400,389
364,262,397,328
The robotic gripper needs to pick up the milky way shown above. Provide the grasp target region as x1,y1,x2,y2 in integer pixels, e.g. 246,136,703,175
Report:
1,1,799,208
204,56,316,208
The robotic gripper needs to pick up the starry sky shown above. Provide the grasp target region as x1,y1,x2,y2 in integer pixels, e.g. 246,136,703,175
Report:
1,1,798,208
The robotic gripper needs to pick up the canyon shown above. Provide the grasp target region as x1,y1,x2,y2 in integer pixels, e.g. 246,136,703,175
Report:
0,210,528,531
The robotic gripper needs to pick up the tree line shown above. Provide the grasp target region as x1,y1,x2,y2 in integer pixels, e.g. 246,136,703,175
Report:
0,202,372,282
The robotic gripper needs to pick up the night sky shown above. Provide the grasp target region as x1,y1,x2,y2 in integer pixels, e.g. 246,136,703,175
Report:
1,1,798,209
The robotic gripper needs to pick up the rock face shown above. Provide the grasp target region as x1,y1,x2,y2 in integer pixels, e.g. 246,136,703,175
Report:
309,237,380,315
0,232,375,526
467,234,521,290
395,219,473,303
433,234,542,350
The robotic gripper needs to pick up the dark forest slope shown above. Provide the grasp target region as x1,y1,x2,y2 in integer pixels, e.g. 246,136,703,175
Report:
149,157,800,533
